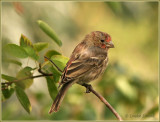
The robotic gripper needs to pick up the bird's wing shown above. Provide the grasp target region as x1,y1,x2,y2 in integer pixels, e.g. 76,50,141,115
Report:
59,43,107,86
65,57,103,77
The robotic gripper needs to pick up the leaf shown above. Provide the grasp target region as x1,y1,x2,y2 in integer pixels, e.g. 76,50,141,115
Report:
5,59,22,66
48,66,61,83
4,44,28,58
37,20,62,46
20,34,39,60
46,77,58,100
42,61,62,76
42,55,68,75
2,85,14,101
16,67,33,89
116,76,138,101
50,55,69,71
2,74,16,101
2,74,17,81
20,34,33,47
44,50,61,61
15,86,32,113
33,42,48,52
24,47,39,60
41,55,68,77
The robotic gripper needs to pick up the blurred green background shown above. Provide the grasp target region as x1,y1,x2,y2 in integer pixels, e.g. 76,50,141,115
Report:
1,1,158,120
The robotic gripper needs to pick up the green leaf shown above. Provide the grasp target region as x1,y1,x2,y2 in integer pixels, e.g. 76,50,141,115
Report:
46,77,58,100
20,34,33,47
15,86,32,113
48,66,61,83
20,34,39,60
37,20,62,46
2,74,17,81
4,44,28,58
50,55,69,71
41,55,68,76
24,47,39,60
5,59,22,66
116,76,138,101
44,50,61,60
42,61,62,76
33,42,48,52
2,85,14,101
2,74,16,101
16,67,33,89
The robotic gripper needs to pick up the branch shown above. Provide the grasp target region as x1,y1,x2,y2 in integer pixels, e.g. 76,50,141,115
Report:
44,56,63,73
1,64,53,90
2,74,52,85
82,83,123,121
38,63,53,76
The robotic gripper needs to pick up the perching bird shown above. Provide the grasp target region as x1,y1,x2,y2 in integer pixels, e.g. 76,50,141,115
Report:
49,31,114,114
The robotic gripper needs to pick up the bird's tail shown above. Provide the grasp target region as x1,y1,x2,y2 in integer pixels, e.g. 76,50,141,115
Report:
49,81,73,114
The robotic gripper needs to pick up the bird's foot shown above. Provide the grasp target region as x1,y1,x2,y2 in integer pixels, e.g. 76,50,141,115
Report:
82,83,92,93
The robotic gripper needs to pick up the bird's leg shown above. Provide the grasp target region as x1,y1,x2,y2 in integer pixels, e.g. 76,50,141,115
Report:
82,83,93,93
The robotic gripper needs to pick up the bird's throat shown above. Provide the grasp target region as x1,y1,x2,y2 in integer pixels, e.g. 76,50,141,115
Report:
101,44,106,49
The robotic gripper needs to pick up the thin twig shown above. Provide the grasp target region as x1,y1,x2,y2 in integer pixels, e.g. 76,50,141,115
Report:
38,63,53,76
44,56,63,73
1,64,53,89
2,74,52,86
82,83,123,121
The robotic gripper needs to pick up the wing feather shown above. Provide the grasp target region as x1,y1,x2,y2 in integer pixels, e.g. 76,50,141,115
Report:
66,63,91,77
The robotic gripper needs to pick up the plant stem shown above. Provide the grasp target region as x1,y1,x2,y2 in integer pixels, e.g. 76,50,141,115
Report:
82,83,123,121
1,64,53,88
44,56,63,73
2,74,53,86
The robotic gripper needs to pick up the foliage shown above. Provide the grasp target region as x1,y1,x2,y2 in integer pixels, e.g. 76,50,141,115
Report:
37,20,62,46
16,66,33,89
15,86,32,114
4,44,28,58
1,20,66,114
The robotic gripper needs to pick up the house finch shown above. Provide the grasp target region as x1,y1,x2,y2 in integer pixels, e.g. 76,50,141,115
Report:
49,31,114,114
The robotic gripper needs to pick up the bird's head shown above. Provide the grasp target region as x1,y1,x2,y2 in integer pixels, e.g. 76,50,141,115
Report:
86,31,114,49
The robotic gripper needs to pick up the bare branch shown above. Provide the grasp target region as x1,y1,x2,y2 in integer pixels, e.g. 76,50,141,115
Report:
1,74,52,86
82,83,123,121
38,63,53,76
44,56,63,73
1,64,53,90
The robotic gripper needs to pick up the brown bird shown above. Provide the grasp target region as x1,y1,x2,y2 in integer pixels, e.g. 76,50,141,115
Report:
49,31,114,114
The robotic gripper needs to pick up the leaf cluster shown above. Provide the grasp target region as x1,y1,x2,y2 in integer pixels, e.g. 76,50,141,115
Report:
2,20,68,113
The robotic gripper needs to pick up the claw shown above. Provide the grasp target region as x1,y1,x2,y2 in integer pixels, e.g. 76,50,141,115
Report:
82,83,92,93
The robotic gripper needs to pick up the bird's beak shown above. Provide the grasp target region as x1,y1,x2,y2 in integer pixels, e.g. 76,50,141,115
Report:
106,41,114,48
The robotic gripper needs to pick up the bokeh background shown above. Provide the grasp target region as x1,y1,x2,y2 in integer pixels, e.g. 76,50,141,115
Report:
1,1,159,120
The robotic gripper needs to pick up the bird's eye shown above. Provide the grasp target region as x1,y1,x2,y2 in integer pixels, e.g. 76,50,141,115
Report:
101,40,105,43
